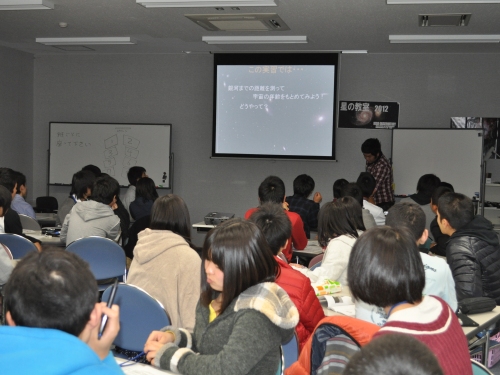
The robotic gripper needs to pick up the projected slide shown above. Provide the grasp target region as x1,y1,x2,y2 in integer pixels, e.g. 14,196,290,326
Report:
214,63,336,158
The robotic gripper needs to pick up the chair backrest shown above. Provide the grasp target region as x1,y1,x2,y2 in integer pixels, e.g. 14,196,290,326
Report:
0,234,37,259
281,331,299,372
471,359,494,375
102,283,170,352
35,196,58,213
66,237,126,281
18,214,42,231
308,254,323,269
0,243,13,260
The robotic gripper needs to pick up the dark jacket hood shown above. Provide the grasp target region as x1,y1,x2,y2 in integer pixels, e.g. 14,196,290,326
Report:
451,215,499,246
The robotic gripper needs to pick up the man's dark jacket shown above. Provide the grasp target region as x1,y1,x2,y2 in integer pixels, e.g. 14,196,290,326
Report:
447,215,500,304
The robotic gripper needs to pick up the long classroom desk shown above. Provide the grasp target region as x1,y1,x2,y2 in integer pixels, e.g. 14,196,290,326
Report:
115,357,175,374
292,240,323,261
24,230,65,246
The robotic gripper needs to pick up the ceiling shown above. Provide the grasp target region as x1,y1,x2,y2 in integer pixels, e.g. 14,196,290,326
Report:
0,0,499,55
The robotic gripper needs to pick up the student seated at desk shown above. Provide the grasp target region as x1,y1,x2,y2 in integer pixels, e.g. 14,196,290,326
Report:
0,168,41,251
332,178,348,201
122,166,147,220
0,249,122,374
57,170,95,225
292,197,364,286
355,202,457,326
285,174,322,239
356,172,385,226
60,175,121,246
437,192,500,304
127,194,201,332
129,177,158,220
347,227,472,375
399,173,441,233
429,184,454,257
340,183,377,230
10,171,36,219
144,219,298,375
0,186,15,284
245,175,307,262
248,202,324,351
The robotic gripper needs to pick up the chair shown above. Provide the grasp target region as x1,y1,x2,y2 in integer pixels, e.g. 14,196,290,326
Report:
309,254,323,270
34,196,58,213
66,237,126,290
102,283,170,352
471,359,494,375
18,214,42,231
0,234,37,259
281,331,299,373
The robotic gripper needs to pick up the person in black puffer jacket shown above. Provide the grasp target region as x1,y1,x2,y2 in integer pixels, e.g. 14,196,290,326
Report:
437,192,500,304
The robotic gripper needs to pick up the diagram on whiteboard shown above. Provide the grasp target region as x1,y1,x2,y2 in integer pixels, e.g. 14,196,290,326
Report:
103,132,141,178
49,123,171,188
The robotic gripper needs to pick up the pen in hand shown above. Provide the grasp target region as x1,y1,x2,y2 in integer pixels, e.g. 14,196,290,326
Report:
99,278,119,339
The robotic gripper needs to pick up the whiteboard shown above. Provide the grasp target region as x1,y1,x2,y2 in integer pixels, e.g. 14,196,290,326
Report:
392,129,482,198
49,123,172,188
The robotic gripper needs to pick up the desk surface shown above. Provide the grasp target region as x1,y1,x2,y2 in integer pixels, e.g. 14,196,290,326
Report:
192,221,215,229
35,213,58,220
23,230,63,245
462,306,500,340
293,240,323,258
115,358,174,374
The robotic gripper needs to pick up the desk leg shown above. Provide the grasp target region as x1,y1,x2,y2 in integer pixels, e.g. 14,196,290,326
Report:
484,330,491,366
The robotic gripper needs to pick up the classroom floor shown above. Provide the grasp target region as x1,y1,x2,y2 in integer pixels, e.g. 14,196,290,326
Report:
492,361,500,375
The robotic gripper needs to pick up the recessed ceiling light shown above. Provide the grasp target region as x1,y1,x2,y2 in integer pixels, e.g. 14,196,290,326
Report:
202,36,307,44
136,0,276,7
36,37,137,45
389,35,500,43
0,0,54,10
341,50,368,54
388,0,500,3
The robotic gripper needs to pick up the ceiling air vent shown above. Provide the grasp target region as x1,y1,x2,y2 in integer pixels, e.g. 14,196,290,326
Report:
185,13,290,31
419,14,471,27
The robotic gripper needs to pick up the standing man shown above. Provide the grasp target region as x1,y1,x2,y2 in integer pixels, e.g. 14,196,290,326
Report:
361,138,394,211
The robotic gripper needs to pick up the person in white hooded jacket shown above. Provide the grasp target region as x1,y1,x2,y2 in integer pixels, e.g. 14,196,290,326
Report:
60,175,121,246
127,194,201,332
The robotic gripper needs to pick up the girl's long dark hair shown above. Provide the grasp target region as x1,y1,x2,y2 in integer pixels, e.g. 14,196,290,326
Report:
200,218,278,315
317,196,365,247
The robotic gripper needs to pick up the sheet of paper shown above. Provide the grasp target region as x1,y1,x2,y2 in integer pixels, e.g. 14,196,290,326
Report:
324,295,356,317
325,295,352,308
331,305,356,317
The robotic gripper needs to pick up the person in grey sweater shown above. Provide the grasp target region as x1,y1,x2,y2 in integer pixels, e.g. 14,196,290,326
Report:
60,175,121,246
144,219,299,375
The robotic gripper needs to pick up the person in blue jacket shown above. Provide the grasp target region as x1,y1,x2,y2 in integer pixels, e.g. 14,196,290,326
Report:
0,248,123,374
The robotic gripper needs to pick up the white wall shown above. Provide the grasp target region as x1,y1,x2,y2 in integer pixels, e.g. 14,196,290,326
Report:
0,45,34,200
33,53,500,244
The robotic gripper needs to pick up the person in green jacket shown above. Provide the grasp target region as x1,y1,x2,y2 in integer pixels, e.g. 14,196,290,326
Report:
144,218,299,375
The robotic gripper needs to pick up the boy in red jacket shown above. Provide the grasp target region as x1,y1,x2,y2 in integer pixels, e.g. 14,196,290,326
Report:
245,176,307,261
249,203,324,350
